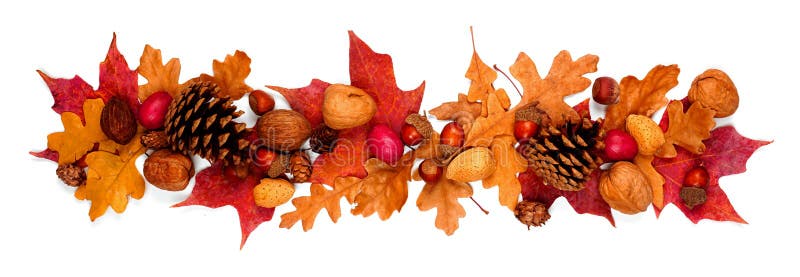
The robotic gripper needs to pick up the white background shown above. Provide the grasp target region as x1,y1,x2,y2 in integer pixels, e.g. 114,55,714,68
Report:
1,0,796,276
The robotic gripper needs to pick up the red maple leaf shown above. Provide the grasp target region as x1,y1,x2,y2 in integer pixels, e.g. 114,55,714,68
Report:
32,33,139,162
518,99,614,225
653,126,770,223
173,162,274,248
269,31,424,186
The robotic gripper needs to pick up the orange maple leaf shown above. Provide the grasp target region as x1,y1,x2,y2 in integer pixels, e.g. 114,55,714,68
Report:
656,100,716,158
482,135,527,210
604,65,680,131
137,45,182,101
279,180,363,231
509,51,598,126
75,132,146,221
415,171,473,235
351,157,413,220
192,50,253,100
47,99,118,165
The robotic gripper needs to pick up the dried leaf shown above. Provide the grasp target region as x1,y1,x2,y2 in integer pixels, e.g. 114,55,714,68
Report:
656,99,716,158
520,169,615,225
75,132,146,221
654,126,770,223
280,180,363,231
416,174,473,235
482,135,526,210
173,163,274,248
137,45,182,101
634,154,665,209
510,51,598,126
465,28,497,103
309,126,369,186
36,71,98,120
192,51,253,100
429,93,482,122
604,65,679,130
46,99,118,165
464,91,515,147
351,157,413,220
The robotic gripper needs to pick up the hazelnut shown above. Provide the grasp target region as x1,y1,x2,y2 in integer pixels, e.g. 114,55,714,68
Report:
100,97,137,144
688,69,738,118
256,110,312,151
592,77,620,105
248,89,275,116
143,149,194,191
599,161,653,214
322,84,377,130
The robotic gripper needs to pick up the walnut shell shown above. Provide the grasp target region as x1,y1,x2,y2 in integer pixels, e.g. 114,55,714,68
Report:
688,69,739,118
143,149,194,191
322,84,377,130
599,161,653,214
256,110,312,151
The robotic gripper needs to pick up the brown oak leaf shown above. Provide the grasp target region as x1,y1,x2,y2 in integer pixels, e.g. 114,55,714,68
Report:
192,50,253,100
429,93,482,134
279,179,363,231
635,154,665,209
415,172,473,235
656,99,716,158
137,45,182,101
351,156,413,220
509,51,598,126
465,28,497,104
604,65,679,130
482,135,526,211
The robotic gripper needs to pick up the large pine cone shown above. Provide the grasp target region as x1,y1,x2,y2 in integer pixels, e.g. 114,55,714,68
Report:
164,82,251,166
520,117,603,191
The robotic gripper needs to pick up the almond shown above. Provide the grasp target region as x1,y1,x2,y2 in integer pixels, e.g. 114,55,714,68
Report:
625,115,665,155
445,147,496,182
253,178,295,208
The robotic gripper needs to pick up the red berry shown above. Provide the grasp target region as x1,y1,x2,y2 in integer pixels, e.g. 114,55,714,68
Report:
249,90,275,116
367,124,404,164
683,166,709,187
418,159,443,183
603,129,638,161
514,120,539,142
138,91,173,130
253,148,277,169
401,123,423,146
592,77,620,105
440,122,465,147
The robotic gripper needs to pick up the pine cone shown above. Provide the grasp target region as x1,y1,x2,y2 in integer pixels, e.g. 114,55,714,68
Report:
515,200,550,229
309,124,338,154
56,164,86,187
141,130,169,149
289,151,312,183
520,117,603,191
164,82,250,166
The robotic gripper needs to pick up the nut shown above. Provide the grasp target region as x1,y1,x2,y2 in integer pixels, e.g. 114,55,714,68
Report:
253,178,295,208
688,69,738,118
625,114,665,155
143,149,194,191
680,186,707,209
445,147,496,182
599,161,653,214
256,110,312,151
592,77,620,105
248,89,275,116
101,97,137,144
322,84,377,130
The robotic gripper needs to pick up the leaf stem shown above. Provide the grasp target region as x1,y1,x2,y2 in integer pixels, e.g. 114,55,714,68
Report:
470,196,489,215
494,64,522,98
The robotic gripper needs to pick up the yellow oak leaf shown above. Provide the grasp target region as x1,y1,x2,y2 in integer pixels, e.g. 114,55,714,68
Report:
656,101,716,158
192,50,253,100
604,65,680,131
509,51,598,126
482,135,527,210
75,133,146,221
47,99,117,165
415,171,473,236
137,45,182,101
279,179,363,231
464,91,515,147
351,156,413,220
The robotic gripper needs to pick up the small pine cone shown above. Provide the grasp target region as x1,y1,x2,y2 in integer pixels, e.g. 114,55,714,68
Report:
309,124,338,154
289,151,312,183
141,130,170,149
680,187,707,209
56,164,86,187
515,200,550,229
405,114,434,139
268,153,290,178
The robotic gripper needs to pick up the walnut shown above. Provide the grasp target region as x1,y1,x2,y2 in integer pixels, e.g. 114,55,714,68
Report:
322,84,377,130
143,149,194,191
256,110,312,151
688,69,739,118
599,161,653,214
